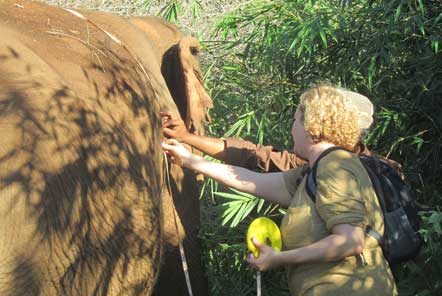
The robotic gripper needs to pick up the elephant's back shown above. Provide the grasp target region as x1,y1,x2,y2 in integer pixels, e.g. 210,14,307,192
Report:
0,1,164,295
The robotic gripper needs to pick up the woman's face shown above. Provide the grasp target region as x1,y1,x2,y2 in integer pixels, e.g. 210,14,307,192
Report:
291,107,311,159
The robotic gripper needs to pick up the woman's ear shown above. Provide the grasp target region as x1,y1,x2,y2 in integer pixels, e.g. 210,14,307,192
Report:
177,37,212,136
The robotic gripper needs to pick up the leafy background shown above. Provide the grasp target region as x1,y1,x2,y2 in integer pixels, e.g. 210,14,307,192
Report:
42,0,442,295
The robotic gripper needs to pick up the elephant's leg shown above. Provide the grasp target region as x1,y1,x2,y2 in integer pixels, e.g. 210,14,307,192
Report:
153,166,208,296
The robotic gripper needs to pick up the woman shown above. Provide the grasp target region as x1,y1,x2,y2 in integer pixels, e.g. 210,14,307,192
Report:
162,84,397,295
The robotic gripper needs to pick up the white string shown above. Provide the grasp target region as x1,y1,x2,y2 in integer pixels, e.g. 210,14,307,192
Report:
163,152,194,296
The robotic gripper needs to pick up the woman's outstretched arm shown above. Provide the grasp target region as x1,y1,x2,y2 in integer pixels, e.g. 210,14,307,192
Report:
162,139,292,207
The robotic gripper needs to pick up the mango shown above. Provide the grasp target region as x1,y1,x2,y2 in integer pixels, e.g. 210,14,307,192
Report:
246,217,282,258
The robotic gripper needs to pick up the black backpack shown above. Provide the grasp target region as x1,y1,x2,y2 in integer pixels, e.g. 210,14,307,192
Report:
305,147,422,264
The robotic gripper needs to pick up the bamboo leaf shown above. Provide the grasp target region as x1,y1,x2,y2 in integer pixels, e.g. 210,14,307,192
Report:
418,0,425,15
319,29,327,48
241,199,259,221
222,205,240,226
191,0,201,22
229,188,257,199
433,40,439,54
368,57,376,89
214,191,250,201
230,202,248,227
257,198,265,213
288,37,300,54
394,4,402,24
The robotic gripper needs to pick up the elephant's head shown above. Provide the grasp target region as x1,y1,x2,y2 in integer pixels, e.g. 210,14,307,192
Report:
129,17,213,137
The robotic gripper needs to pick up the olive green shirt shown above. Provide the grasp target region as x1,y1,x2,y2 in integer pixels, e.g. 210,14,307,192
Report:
280,149,397,296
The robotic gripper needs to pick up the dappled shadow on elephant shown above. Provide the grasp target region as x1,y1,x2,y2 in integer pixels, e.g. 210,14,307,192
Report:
0,43,163,295
0,1,213,294
9,256,41,295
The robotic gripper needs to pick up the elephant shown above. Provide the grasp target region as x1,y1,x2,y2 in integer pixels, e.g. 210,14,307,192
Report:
0,0,212,295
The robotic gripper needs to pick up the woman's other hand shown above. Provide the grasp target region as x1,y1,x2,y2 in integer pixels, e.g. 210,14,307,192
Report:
246,237,282,272
161,111,192,142
162,139,194,167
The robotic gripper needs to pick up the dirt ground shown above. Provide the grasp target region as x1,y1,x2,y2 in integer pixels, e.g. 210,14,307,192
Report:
41,0,240,36
43,0,152,17
40,0,244,91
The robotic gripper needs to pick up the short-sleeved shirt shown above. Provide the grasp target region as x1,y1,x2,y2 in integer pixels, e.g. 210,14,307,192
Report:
280,149,397,296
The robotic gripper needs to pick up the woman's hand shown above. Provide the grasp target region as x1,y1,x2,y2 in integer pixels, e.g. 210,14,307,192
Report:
161,111,192,142
246,237,282,272
162,139,194,167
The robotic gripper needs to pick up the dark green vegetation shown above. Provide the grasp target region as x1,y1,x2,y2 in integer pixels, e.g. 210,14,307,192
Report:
198,1,442,295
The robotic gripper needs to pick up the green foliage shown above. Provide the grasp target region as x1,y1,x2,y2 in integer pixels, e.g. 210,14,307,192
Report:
396,210,442,295
200,0,442,295
216,189,260,227
200,197,289,296
141,0,202,23
201,239,289,296
158,0,181,22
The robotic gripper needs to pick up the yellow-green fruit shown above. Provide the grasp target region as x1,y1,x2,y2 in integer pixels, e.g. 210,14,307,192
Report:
246,217,282,258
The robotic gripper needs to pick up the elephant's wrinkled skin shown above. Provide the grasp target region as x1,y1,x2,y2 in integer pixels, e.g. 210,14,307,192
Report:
0,0,212,295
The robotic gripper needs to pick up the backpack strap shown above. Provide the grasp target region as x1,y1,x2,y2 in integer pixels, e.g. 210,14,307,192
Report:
305,146,348,202
365,225,384,245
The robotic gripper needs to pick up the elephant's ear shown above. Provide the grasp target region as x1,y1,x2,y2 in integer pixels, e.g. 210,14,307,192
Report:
177,37,213,136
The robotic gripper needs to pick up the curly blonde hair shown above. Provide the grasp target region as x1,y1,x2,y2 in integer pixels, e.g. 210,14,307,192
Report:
299,84,362,150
